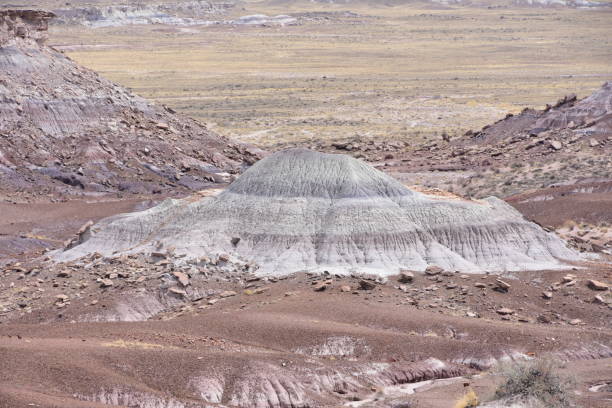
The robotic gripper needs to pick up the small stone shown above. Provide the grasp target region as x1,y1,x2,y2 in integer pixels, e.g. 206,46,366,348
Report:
398,271,414,283
537,314,551,324
496,307,514,315
587,280,608,291
495,279,511,292
313,283,327,292
562,275,576,283
359,280,376,290
253,287,269,294
592,295,606,304
569,319,582,325
340,285,351,292
589,138,599,147
219,290,237,298
56,271,71,278
474,283,486,288
100,279,113,288
425,265,443,276
207,299,218,305
549,140,562,150
173,271,190,287
168,287,186,296
542,291,553,299
55,294,69,303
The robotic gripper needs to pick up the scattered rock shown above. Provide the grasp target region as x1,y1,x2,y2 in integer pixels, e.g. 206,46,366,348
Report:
219,290,237,298
172,271,190,287
587,280,608,291
496,307,514,315
425,265,444,276
340,285,352,292
542,291,553,299
494,279,511,292
246,287,270,295
313,282,327,292
168,287,186,296
358,280,376,290
100,279,113,288
569,319,582,325
398,270,414,283
562,275,576,283
55,294,69,303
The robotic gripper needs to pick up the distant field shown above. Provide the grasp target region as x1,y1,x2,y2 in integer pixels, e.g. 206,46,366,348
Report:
48,1,612,148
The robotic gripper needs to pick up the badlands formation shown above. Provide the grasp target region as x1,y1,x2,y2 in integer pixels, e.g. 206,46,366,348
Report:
0,5,610,408
0,10,261,197
59,148,577,275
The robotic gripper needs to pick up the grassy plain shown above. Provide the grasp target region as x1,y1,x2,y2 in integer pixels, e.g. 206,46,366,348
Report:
48,1,612,148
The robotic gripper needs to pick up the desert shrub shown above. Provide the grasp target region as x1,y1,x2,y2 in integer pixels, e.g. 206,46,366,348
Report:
494,359,574,407
454,389,479,408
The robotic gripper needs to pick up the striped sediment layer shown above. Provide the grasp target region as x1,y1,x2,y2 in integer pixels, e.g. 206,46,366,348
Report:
57,149,578,275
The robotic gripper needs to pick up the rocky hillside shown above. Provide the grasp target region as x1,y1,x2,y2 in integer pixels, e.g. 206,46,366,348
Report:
0,10,262,199
303,82,611,197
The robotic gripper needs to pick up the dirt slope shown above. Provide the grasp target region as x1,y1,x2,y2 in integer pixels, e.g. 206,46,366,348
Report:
1,263,611,407
0,10,263,200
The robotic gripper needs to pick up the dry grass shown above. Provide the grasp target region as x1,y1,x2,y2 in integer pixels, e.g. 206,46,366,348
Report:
45,1,612,148
454,389,480,408
493,358,575,407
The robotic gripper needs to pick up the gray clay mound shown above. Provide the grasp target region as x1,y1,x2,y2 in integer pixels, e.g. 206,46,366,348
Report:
57,149,579,276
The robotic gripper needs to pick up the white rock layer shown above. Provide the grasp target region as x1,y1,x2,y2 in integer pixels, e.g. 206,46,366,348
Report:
57,149,578,275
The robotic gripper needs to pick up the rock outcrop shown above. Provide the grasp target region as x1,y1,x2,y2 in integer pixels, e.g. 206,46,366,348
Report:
469,81,612,143
57,149,578,275
0,9,263,196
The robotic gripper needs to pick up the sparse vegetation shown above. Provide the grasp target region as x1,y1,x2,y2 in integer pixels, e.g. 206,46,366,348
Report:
493,359,575,407
55,2,611,148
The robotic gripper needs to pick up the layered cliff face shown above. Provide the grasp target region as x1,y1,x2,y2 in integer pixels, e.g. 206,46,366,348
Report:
0,10,263,197
57,149,578,275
